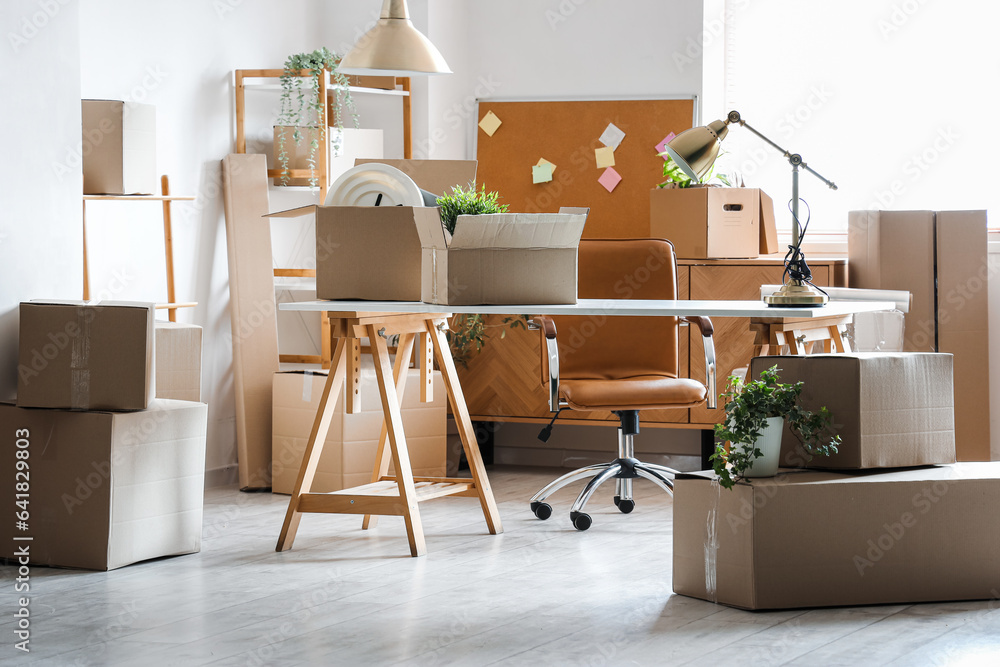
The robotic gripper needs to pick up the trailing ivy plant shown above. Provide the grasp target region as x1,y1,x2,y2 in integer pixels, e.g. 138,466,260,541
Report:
657,153,731,189
711,365,840,489
276,48,359,188
447,314,529,368
436,183,508,235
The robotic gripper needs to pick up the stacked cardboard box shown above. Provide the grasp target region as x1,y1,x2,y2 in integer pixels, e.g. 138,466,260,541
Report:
3,301,207,570
848,210,990,461
673,352,1000,609
271,365,447,494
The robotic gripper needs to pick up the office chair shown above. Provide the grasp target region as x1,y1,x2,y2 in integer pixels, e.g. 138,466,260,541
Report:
528,239,716,530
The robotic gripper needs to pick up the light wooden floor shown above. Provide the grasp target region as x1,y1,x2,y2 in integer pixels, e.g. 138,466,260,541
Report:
6,466,1000,666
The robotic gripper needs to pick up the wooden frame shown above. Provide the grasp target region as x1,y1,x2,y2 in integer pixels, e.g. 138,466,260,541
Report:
82,175,195,322
276,311,503,557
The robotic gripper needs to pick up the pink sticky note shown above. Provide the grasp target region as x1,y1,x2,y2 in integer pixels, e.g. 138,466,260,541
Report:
655,133,677,160
598,167,622,193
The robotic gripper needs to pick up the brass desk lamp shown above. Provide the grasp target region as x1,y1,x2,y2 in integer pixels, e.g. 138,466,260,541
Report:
664,110,838,307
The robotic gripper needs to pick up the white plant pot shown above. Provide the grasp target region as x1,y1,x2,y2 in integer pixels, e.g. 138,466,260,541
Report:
743,416,784,478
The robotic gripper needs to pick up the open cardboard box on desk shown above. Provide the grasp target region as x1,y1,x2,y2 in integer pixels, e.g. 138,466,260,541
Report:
414,212,588,305
266,159,477,301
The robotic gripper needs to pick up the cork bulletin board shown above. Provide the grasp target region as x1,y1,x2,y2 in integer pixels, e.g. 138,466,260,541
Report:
474,97,697,238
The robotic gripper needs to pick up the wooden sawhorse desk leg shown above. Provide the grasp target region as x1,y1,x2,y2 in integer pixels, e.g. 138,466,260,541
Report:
427,318,503,535
276,337,349,552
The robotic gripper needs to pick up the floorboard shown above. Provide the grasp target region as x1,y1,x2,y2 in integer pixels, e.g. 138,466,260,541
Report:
4,466,999,666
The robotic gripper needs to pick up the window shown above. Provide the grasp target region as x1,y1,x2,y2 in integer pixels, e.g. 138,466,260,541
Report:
705,0,997,240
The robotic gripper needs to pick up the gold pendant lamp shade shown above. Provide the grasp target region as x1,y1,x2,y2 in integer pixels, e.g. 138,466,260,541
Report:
339,0,452,77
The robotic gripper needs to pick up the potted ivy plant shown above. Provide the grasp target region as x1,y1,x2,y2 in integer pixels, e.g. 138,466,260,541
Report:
275,47,358,188
435,183,528,365
711,365,841,489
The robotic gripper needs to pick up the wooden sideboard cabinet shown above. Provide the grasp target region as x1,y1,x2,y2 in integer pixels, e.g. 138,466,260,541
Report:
455,257,847,431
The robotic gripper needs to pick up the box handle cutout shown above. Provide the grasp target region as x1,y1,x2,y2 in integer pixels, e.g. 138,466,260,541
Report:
723,204,743,211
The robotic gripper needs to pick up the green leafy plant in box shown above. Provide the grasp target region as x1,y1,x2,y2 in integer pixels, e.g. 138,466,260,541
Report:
712,365,841,489
657,153,731,189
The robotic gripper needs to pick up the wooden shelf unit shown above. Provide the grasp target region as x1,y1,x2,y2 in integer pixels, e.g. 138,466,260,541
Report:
82,175,196,322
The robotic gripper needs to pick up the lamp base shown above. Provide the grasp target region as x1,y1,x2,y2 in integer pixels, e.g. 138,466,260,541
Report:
763,282,828,307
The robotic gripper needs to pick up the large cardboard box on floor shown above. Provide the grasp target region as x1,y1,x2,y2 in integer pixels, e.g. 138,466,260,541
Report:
271,365,447,494
848,209,990,461
673,463,1000,610
0,400,207,571
750,353,956,469
18,301,155,411
267,159,477,301
81,100,156,195
649,186,762,259
415,212,588,305
154,321,202,402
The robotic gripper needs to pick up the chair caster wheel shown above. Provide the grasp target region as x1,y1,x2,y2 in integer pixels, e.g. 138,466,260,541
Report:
616,497,635,514
570,511,592,531
530,501,552,520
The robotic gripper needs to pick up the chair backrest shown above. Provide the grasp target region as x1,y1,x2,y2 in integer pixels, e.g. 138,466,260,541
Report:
555,239,680,380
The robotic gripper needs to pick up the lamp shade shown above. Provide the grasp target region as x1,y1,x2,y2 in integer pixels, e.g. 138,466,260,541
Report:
339,0,451,77
663,119,729,181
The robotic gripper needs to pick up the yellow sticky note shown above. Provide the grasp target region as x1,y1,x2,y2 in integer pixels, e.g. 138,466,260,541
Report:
479,111,502,137
537,157,557,172
532,164,553,184
595,146,615,169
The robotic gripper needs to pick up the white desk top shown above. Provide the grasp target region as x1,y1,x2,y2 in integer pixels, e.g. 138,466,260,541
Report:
279,299,897,319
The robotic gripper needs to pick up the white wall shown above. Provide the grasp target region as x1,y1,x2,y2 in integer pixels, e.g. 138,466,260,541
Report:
73,0,703,481
0,0,83,401
425,0,706,160
76,0,432,483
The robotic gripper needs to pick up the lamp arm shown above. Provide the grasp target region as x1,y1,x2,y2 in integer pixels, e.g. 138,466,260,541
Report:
727,111,838,191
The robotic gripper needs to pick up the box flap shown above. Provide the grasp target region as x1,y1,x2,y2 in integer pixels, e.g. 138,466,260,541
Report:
413,209,450,250
449,213,587,250
27,299,155,310
264,204,319,219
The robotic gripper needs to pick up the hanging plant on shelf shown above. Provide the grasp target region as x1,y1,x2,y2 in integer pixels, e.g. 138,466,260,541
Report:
276,47,359,188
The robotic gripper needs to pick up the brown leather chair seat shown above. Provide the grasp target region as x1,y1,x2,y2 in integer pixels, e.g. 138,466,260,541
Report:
561,376,708,411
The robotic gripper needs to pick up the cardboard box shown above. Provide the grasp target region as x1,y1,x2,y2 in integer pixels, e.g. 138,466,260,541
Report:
271,366,447,494
848,210,937,351
222,154,280,489
353,158,478,197
0,400,207,571
267,159,478,301
415,212,588,305
673,463,1000,610
649,186,761,259
936,210,991,462
848,209,991,461
758,190,778,254
17,301,155,411
82,100,156,195
344,75,397,90
750,353,956,469
154,321,202,402
269,204,439,301
272,127,385,186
